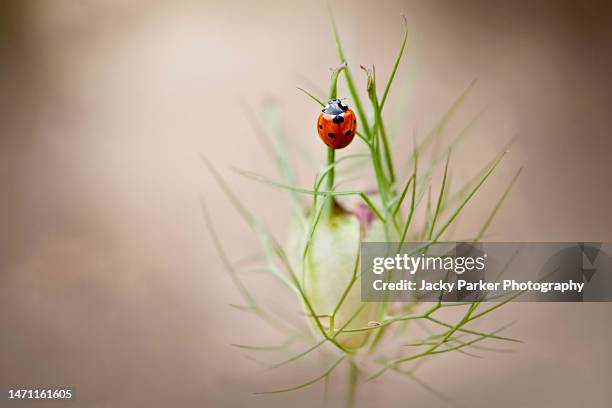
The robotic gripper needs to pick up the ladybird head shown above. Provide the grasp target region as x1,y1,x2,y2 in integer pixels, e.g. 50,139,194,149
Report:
322,99,349,115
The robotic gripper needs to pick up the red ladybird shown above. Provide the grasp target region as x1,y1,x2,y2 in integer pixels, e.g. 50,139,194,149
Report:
317,99,357,149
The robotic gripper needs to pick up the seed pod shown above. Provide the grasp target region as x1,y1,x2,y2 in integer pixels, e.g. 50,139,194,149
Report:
288,208,372,348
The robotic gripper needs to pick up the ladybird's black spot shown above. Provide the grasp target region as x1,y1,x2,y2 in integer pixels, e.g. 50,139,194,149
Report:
327,132,336,139
345,129,352,136
333,115,344,124
354,119,357,124
319,124,323,129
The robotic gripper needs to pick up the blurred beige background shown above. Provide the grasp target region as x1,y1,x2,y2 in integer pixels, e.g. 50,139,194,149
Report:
0,0,611,407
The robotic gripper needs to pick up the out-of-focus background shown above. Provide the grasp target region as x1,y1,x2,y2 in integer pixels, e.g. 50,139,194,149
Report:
1,1,611,407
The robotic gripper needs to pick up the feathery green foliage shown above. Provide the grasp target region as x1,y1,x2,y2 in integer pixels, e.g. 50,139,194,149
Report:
203,13,521,408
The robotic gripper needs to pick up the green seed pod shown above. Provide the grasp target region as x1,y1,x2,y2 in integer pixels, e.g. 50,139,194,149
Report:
288,203,390,349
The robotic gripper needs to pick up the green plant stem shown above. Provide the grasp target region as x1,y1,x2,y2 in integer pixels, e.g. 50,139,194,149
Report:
326,147,335,191
347,360,358,408
323,63,347,215
368,66,395,185
365,106,394,350
377,111,395,185
329,13,372,141
329,63,346,100
362,68,398,347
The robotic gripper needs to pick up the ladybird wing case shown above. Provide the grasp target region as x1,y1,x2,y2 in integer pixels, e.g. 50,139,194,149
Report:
317,108,356,149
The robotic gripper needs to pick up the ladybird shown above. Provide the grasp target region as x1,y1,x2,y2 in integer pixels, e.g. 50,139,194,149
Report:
317,99,357,149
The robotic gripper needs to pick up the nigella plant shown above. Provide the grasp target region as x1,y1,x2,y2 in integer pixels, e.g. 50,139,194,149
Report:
203,13,522,408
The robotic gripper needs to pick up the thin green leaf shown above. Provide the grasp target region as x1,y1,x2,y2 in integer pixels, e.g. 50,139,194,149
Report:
398,143,418,247
232,336,296,352
256,355,345,394
235,168,385,222
380,15,409,111
268,338,328,369
391,174,414,216
396,370,466,408
330,239,361,333
427,151,451,240
329,10,371,140
201,201,257,308
297,87,325,106
430,150,507,243
474,167,523,241
202,199,297,334
203,157,298,293
426,316,521,343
